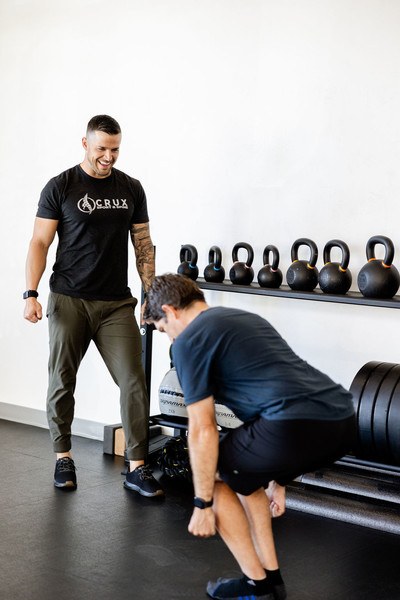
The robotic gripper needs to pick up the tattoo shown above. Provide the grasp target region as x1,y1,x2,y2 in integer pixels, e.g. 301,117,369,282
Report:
130,223,155,292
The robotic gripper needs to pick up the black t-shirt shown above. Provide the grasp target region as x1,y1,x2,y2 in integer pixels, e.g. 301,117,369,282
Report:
172,307,354,422
36,165,149,300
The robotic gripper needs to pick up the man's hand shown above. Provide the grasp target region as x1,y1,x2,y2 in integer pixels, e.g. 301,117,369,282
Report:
24,298,43,323
188,507,216,537
140,299,147,325
266,480,286,518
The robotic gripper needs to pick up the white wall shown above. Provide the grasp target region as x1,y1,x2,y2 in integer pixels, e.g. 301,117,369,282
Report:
2,0,400,437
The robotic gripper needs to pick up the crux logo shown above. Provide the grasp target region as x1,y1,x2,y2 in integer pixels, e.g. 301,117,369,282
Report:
78,193,128,214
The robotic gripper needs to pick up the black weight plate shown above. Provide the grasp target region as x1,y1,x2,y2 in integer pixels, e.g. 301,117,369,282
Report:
349,361,383,416
357,362,398,460
349,361,384,455
388,378,400,466
372,364,400,463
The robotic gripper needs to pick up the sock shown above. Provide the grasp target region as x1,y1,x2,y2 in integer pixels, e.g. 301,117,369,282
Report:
243,574,271,594
265,568,284,586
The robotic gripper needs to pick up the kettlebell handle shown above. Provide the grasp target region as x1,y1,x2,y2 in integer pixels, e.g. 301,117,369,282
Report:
323,239,350,271
291,238,318,268
232,242,254,267
208,246,223,270
180,244,198,267
262,245,280,272
366,235,395,267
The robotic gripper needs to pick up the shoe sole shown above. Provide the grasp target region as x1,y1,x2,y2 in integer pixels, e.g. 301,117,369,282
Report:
207,580,274,600
123,481,164,497
207,593,273,600
206,581,285,600
54,481,77,489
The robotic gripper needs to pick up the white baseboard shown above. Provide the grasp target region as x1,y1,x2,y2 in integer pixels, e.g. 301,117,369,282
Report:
0,402,105,441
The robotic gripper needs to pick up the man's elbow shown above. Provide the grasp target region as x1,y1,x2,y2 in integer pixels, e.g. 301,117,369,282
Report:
189,421,219,445
30,237,52,253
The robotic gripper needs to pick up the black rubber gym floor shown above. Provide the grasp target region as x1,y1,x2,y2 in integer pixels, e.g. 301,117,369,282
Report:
1,419,400,600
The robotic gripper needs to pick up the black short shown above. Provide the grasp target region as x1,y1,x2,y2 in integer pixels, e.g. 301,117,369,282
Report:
217,414,356,495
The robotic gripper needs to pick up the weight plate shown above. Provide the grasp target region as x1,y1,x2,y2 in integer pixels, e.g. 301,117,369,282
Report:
388,378,400,466
372,364,400,463
358,363,398,460
349,361,383,455
349,361,382,415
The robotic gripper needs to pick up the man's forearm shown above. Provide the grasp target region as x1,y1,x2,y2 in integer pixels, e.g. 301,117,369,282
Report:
130,223,155,292
137,259,155,293
188,422,220,501
25,240,48,290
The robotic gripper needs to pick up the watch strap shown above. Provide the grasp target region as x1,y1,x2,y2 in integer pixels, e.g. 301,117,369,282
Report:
194,496,213,509
23,290,38,299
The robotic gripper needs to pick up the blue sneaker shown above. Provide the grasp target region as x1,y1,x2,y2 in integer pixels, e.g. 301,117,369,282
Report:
207,575,274,600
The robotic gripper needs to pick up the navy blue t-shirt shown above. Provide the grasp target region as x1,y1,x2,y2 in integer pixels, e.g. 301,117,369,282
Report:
171,307,354,423
36,165,149,300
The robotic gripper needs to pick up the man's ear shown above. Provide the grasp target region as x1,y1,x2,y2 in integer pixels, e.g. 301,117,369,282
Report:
161,304,179,320
82,137,88,150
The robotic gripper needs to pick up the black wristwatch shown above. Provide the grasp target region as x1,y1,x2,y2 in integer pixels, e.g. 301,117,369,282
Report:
23,290,38,299
194,496,213,509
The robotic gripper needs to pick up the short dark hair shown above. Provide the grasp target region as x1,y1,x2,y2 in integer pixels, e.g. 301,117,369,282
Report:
144,274,205,321
86,115,121,136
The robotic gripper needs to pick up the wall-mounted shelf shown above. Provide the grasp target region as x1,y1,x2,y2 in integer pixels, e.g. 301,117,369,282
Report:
197,278,400,309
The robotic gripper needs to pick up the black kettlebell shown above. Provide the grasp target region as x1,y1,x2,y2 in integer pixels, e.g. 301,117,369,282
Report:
319,239,352,295
286,238,319,291
177,244,199,281
204,246,225,283
229,242,254,285
257,245,283,288
358,235,400,298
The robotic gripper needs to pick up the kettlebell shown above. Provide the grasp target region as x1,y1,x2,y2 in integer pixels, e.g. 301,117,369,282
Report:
286,238,319,291
229,242,254,285
319,239,352,295
204,246,225,283
177,244,199,281
358,235,400,298
257,245,283,288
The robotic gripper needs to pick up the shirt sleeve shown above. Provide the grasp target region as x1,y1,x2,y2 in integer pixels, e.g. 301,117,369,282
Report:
36,178,62,220
172,336,216,405
130,179,149,225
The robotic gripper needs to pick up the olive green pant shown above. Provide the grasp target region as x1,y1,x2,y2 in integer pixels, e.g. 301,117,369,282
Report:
46,293,149,460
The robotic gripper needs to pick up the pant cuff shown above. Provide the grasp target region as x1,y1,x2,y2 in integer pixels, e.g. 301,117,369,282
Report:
52,440,72,453
125,444,147,461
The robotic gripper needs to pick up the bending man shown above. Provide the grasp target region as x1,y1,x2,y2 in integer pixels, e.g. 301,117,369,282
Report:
144,273,356,600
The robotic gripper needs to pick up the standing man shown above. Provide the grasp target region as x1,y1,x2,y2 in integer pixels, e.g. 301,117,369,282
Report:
144,274,356,600
24,115,163,497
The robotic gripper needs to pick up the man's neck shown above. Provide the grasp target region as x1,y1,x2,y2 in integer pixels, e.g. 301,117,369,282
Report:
181,301,210,327
79,161,112,179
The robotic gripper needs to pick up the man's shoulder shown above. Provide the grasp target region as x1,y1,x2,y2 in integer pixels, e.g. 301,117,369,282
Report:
186,306,267,340
201,306,255,322
181,307,244,338
112,167,143,189
43,165,80,190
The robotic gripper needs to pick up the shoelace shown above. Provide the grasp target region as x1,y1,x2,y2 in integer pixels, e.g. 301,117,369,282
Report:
137,465,154,480
56,458,76,473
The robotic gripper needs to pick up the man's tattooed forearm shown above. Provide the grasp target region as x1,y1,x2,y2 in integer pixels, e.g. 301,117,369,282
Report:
131,224,155,291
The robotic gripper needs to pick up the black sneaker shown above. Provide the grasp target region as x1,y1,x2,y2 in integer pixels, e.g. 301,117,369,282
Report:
207,576,274,600
123,464,164,497
54,457,77,489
